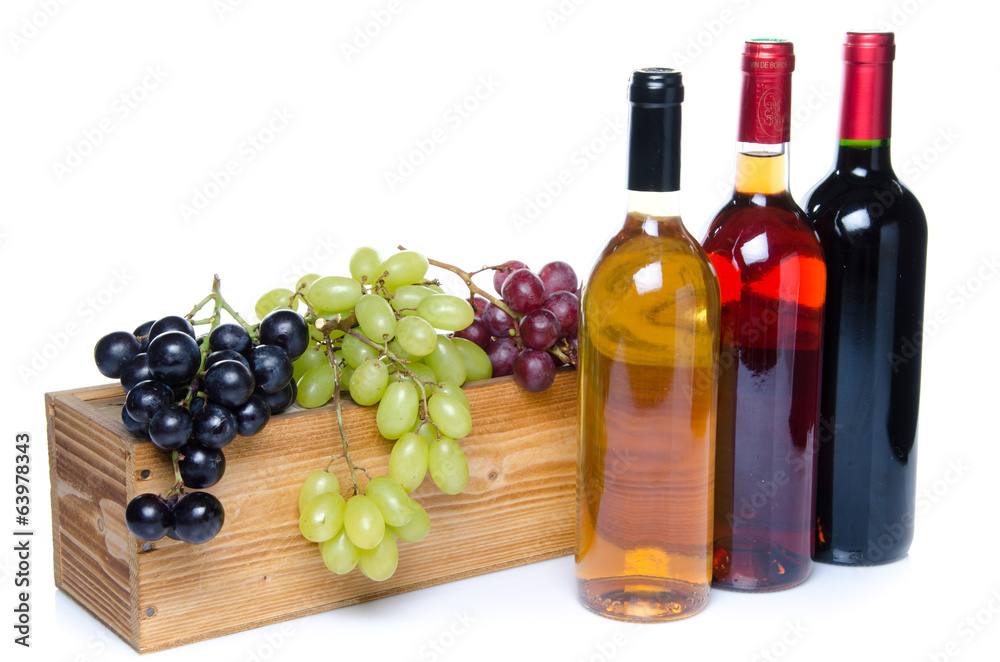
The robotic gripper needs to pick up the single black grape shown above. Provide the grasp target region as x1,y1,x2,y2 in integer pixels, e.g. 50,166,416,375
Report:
482,302,516,338
203,360,255,408
177,442,226,489
256,380,295,414
119,353,152,392
121,404,149,438
148,404,194,450
125,494,172,541
149,315,195,340
259,309,309,360
538,260,579,297
233,394,270,436
492,260,529,295
192,403,238,449
542,290,580,338
189,396,206,417
133,320,156,351
171,491,225,544
125,380,175,424
205,349,250,371
95,331,142,378
208,323,253,356
249,345,293,394
147,331,202,385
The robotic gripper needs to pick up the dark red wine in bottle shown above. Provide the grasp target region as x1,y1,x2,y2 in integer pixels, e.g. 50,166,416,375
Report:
803,32,927,566
702,40,826,592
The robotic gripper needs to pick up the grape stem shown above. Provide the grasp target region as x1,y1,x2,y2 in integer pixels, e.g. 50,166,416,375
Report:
399,246,519,321
317,322,364,496
184,274,258,341
163,450,185,498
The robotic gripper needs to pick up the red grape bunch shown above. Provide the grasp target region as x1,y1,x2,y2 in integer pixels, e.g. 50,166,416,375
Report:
454,260,579,393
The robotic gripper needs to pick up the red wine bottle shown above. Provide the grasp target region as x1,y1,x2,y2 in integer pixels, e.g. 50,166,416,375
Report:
702,40,826,592
802,32,927,566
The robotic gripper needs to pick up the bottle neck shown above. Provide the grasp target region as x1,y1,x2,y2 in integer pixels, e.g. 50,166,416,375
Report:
626,101,681,193
734,142,789,195
627,190,681,218
835,138,893,174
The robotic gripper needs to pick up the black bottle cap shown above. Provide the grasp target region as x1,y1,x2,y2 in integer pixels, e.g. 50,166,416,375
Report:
628,68,684,106
627,68,683,192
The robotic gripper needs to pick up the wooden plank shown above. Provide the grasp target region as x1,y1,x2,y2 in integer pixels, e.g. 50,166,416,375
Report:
47,370,578,653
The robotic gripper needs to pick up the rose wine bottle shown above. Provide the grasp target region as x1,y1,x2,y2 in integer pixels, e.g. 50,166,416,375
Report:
803,32,927,566
702,40,826,592
576,69,720,621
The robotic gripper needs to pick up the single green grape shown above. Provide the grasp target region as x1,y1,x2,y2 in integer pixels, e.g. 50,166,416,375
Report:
355,293,397,342
343,494,385,550
452,337,493,382
428,393,473,439
429,437,469,495
395,315,437,357
432,382,470,411
340,365,354,392
417,295,475,332
415,422,437,446
366,476,414,527
299,492,346,543
349,246,383,285
295,273,321,293
255,288,294,320
376,381,419,439
292,344,326,382
307,276,363,312
298,469,341,512
320,529,360,575
390,285,437,314
389,432,430,492
349,358,389,406
404,361,437,386
358,533,399,581
342,329,379,369
388,501,430,543
424,335,467,386
381,251,429,291
297,364,338,409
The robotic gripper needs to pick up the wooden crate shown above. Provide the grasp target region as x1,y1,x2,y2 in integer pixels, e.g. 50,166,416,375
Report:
46,371,577,653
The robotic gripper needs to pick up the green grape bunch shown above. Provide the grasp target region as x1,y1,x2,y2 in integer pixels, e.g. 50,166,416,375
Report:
258,247,486,582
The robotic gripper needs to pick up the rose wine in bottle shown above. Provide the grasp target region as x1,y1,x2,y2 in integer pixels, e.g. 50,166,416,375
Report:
576,69,720,621
803,32,927,566
702,40,826,592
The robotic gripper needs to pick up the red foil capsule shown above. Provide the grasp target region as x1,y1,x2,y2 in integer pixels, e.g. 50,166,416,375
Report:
839,31,895,141
737,39,795,144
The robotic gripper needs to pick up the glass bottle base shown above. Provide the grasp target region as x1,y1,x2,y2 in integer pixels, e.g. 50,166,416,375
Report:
577,576,710,622
712,536,812,592
813,546,910,567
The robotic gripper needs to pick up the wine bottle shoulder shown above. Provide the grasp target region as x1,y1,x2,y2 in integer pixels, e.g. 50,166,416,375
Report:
703,199,823,262
803,169,927,245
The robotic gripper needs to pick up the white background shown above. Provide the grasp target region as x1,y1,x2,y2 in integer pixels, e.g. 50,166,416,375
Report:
1,1,997,660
